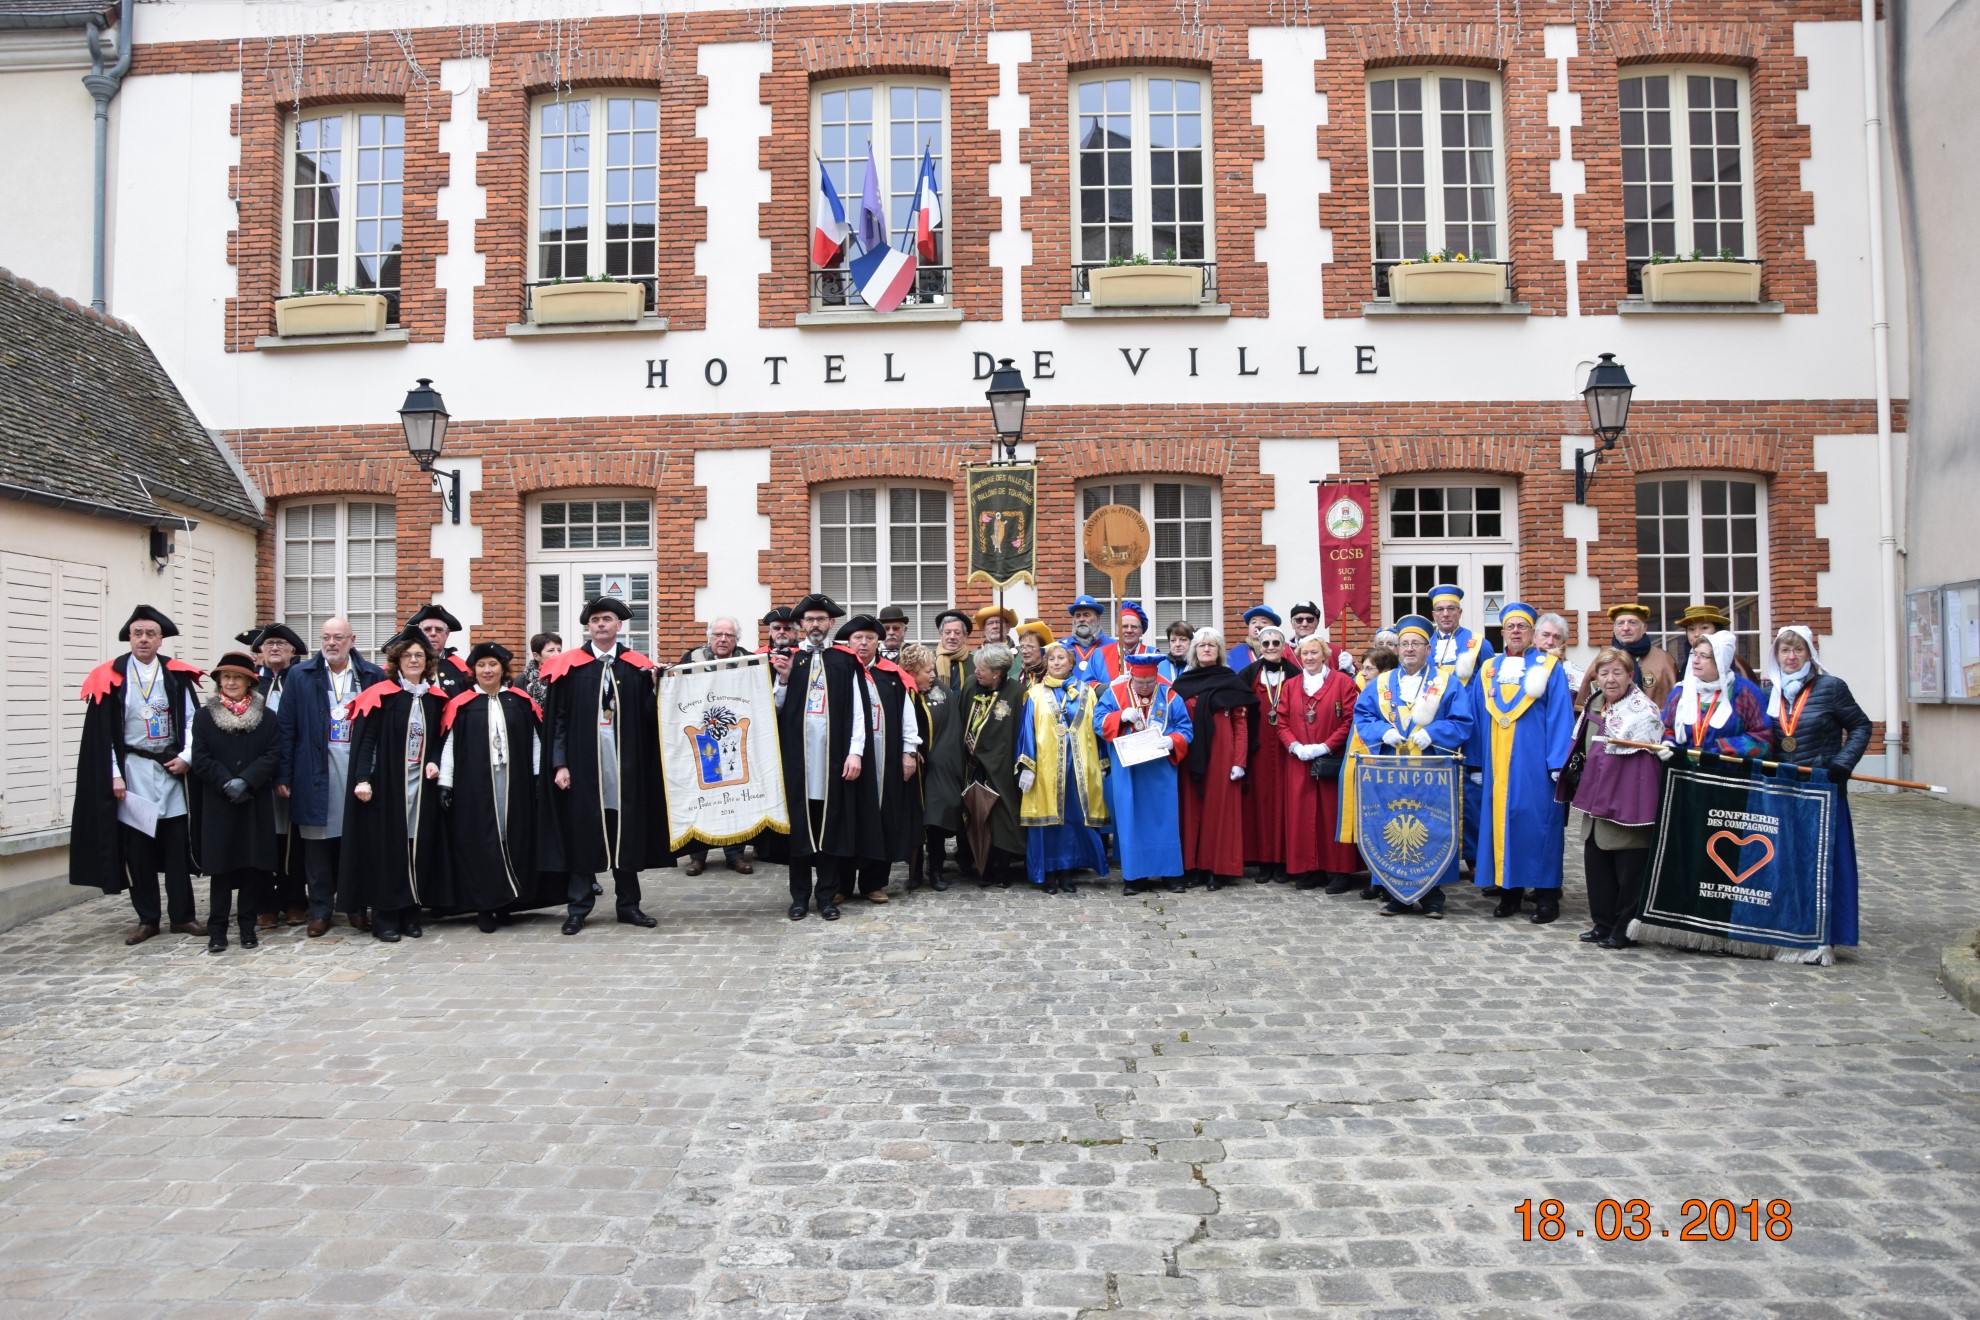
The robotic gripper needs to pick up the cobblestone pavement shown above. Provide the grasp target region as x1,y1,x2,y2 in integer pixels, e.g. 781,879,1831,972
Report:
3,792,1978,1319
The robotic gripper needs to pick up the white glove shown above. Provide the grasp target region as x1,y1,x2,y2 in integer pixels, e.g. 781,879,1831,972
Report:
1467,770,1484,785
1122,705,1147,728
1549,769,1561,783
1311,743,1333,759
1018,768,1035,792
1409,728,1434,751
1382,729,1404,748
1230,765,1245,781
1288,742,1307,759
1656,742,1676,762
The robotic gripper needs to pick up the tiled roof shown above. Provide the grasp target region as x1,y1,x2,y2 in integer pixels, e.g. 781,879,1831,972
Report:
0,267,261,528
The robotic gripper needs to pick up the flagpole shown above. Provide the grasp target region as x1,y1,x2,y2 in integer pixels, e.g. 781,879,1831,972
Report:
1605,739,1945,792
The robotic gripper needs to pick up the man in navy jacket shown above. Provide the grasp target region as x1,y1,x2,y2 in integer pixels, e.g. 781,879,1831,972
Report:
276,616,384,936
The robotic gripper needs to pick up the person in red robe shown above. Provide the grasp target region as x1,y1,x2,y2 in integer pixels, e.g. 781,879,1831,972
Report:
1170,628,1256,890
1277,634,1364,891
1237,625,1296,884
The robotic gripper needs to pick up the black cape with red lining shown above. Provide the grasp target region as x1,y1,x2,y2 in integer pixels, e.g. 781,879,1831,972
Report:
434,686,566,914
537,644,675,875
68,653,204,894
865,658,924,864
775,644,883,862
335,681,446,913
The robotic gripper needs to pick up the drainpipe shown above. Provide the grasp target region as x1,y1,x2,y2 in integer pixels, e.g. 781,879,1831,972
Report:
1859,0,1903,781
83,0,133,313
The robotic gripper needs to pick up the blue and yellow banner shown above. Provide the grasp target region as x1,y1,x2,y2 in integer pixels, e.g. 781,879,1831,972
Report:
1352,754,1463,904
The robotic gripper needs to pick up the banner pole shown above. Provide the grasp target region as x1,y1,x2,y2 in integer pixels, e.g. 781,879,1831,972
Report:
1606,738,1945,792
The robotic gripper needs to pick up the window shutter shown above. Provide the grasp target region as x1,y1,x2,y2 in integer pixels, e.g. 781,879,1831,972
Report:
0,553,105,833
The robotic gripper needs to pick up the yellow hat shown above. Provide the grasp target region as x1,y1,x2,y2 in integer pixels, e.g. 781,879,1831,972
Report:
973,603,1019,628
1013,620,1055,647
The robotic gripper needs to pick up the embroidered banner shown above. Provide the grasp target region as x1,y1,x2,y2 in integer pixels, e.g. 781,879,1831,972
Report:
1316,481,1374,625
965,463,1037,589
1633,758,1838,964
1352,753,1463,904
658,655,790,849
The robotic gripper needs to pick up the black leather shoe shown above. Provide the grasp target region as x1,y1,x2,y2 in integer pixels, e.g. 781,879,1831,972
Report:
404,922,423,939
1493,892,1523,919
374,927,401,943
618,908,658,928
931,877,950,892
207,931,228,954
561,916,585,936
1324,874,1358,895
590,881,603,896
238,922,259,949
1359,885,1382,900
820,904,841,920
1530,905,1560,926
1062,880,1079,896
477,912,500,933
1379,899,1411,916
1164,879,1185,893
1598,933,1635,949
788,904,808,921
1578,927,1603,943
1422,903,1446,920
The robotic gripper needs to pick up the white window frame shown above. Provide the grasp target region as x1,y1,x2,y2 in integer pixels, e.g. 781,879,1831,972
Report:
1366,67,1507,292
1070,68,1214,280
528,89,662,308
1077,477,1221,628
810,483,953,639
282,104,406,318
1379,476,1519,643
527,491,656,557
526,492,658,656
1619,65,1756,289
276,499,398,656
1634,472,1771,671
810,77,950,310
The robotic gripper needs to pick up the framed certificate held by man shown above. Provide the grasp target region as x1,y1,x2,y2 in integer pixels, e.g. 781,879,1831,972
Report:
1113,725,1174,768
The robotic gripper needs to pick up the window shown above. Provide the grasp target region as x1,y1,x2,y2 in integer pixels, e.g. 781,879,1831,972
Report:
1367,70,1504,294
812,485,951,638
1079,479,1219,628
1073,71,1211,281
532,91,660,310
1381,478,1517,647
528,494,657,656
1635,476,1769,671
811,80,949,310
279,500,397,656
538,496,653,552
286,107,404,320
1620,68,1753,292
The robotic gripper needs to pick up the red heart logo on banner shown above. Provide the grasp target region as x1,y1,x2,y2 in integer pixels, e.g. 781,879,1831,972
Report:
1705,830,1775,885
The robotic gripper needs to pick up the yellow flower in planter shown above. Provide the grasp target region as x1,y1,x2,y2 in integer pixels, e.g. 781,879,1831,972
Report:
1453,252,1469,262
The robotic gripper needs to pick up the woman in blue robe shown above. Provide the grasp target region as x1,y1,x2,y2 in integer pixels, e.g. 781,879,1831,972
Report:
1016,645,1110,894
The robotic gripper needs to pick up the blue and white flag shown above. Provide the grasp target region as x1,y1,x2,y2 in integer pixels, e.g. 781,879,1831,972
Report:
848,241,918,313
1353,754,1464,904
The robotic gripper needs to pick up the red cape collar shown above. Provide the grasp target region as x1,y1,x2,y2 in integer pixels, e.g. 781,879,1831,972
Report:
82,655,204,703
350,678,403,719
440,685,543,732
540,645,654,683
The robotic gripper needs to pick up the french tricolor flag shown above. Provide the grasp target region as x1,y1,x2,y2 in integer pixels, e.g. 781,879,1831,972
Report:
848,240,917,313
811,157,849,267
910,145,942,263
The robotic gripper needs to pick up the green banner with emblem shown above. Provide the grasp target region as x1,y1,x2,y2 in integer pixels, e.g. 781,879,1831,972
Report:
965,463,1036,590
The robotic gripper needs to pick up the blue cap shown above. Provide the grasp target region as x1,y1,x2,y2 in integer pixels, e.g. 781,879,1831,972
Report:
1242,605,1282,626
1119,600,1148,627
1068,595,1104,616
1395,615,1433,640
1499,601,1538,627
1124,652,1163,671
1429,584,1463,605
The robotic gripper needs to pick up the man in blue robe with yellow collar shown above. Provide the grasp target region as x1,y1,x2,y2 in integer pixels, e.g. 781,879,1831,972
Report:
1472,602,1576,923
1351,615,1474,917
1426,584,1494,873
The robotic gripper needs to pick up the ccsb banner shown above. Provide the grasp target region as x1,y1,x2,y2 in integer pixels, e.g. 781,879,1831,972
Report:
658,655,790,851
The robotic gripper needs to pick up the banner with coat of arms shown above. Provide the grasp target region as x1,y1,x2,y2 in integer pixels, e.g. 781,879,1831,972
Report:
658,655,790,849
965,463,1036,589
1316,481,1373,625
1352,754,1463,904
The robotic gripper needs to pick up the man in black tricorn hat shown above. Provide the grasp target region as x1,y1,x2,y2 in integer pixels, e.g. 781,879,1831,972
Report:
70,605,208,944
406,604,471,698
538,594,669,935
757,605,798,655
768,593,876,920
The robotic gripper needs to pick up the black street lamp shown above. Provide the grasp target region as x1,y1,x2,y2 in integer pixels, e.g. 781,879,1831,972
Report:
1575,352,1636,505
398,377,461,524
984,357,1029,463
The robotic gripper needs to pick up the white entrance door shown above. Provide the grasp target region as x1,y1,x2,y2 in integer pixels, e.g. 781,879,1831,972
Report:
1379,479,1518,648
531,565,655,657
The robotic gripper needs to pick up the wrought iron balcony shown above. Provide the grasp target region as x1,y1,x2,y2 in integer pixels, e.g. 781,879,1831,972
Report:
809,264,952,311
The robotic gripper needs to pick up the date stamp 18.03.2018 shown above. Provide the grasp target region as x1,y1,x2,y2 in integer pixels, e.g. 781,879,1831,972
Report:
1513,1198,1793,1243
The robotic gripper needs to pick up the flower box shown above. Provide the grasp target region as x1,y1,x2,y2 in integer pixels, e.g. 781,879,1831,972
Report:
1087,264,1205,308
529,280,647,325
273,292,389,337
1640,260,1762,304
1386,261,1509,305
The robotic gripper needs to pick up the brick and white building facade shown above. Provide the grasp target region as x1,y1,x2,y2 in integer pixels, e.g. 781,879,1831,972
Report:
2,0,1911,747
